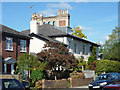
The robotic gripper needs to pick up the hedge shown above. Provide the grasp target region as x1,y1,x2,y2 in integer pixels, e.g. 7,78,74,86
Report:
96,60,120,75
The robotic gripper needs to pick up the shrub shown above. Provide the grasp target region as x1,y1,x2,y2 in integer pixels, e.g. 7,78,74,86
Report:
30,69,46,83
96,60,120,75
35,80,42,89
70,70,85,79
88,56,96,65
89,62,96,72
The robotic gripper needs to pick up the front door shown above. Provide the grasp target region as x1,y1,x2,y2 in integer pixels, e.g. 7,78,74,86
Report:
7,64,11,74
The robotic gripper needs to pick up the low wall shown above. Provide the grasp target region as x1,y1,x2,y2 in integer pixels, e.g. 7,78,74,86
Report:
0,74,21,82
42,79,68,88
69,78,93,88
42,77,93,88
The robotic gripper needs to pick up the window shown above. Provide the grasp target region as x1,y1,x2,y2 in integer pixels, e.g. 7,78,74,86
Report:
74,43,76,53
43,22,46,24
53,21,56,26
48,21,51,24
83,45,85,54
5,37,13,51
20,40,26,52
68,40,71,49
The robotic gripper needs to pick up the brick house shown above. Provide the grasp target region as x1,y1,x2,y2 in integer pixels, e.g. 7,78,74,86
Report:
0,24,31,74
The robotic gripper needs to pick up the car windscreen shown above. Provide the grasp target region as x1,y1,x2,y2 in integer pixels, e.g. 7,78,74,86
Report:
95,74,111,81
2,79,22,89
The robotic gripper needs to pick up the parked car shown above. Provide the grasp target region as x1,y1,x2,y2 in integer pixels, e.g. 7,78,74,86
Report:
103,79,120,90
89,73,120,90
22,81,30,90
0,79,25,90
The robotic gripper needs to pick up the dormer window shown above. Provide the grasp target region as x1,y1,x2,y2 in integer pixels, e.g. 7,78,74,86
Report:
20,40,26,52
5,37,13,51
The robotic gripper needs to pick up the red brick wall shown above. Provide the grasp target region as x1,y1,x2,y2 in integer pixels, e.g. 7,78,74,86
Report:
2,34,29,61
59,20,66,26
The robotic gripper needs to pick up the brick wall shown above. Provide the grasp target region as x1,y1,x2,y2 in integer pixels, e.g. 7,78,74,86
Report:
0,74,22,82
2,34,29,60
42,78,93,88
42,79,68,88
69,78,93,88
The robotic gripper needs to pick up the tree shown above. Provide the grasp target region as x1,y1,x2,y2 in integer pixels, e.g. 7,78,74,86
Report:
72,27,87,39
102,27,120,61
37,41,78,71
17,53,40,79
88,46,97,65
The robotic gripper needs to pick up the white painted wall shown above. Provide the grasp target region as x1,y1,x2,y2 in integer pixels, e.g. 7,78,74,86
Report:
30,37,46,55
55,36,95,61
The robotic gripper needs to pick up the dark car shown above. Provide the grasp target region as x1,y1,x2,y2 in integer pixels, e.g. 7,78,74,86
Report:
0,79,25,90
103,79,120,90
22,81,30,90
89,73,120,90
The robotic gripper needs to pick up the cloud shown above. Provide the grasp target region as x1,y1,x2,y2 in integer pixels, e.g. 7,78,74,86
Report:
39,8,57,16
39,2,72,16
103,35,109,40
47,2,72,10
78,25,92,30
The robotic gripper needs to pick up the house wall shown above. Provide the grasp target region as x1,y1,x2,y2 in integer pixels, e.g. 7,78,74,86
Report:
2,34,29,60
55,37,93,61
30,37,46,56
2,34,29,73
31,9,70,27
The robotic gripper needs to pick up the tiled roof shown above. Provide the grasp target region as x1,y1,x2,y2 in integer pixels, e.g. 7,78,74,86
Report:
21,24,99,46
37,24,67,36
0,24,31,39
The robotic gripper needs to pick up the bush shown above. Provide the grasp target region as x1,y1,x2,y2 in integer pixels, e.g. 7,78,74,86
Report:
89,62,96,72
35,80,42,89
30,69,46,83
88,56,96,65
96,60,120,75
70,70,85,79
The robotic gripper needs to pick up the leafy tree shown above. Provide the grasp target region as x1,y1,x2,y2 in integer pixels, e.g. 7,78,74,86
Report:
30,62,47,83
17,53,40,79
102,27,120,61
88,46,97,65
37,41,78,71
72,27,87,39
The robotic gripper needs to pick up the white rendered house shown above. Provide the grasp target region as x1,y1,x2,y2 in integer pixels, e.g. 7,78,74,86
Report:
22,9,99,61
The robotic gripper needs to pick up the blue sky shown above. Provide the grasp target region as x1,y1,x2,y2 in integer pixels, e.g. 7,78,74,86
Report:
2,2,118,44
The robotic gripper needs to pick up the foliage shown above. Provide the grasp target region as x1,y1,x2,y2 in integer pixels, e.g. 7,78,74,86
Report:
37,41,78,70
88,56,96,65
30,62,47,83
35,80,42,89
72,27,87,39
70,70,85,79
88,46,97,65
102,27,120,61
96,60,120,75
75,58,87,71
89,62,96,72
17,53,40,73
67,79,70,88
91,46,97,60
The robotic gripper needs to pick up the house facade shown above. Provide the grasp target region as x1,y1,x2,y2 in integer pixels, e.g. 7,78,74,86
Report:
0,25,31,74
22,9,99,61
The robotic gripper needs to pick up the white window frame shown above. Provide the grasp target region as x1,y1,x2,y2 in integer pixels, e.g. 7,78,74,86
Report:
5,37,13,51
20,40,27,52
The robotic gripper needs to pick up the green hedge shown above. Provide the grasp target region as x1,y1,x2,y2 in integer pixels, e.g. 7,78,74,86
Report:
96,60,120,75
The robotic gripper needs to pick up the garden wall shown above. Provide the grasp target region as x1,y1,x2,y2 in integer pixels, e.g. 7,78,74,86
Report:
69,78,93,88
0,74,22,82
42,79,68,88
42,78,93,88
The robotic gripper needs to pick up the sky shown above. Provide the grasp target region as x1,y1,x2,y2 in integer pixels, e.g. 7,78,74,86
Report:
1,2,119,44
